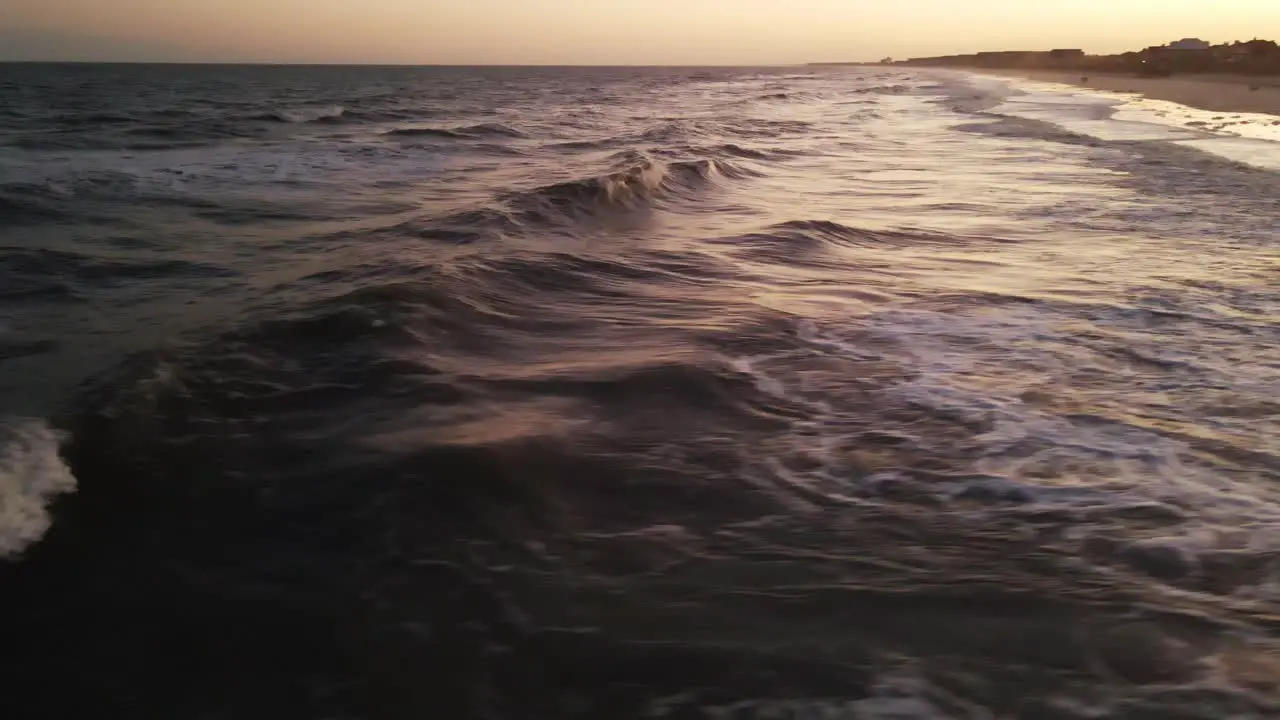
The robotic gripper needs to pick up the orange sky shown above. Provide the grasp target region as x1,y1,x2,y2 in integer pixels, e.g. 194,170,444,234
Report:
2,0,1279,64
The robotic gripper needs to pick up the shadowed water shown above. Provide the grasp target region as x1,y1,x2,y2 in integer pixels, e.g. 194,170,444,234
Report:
2,63,1279,719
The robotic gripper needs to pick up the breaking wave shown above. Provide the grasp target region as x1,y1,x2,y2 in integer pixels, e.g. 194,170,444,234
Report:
500,156,753,216
0,418,76,559
251,105,347,124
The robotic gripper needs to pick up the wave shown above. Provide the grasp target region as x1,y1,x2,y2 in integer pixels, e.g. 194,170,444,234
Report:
0,184,66,226
395,207,527,244
0,246,237,287
705,219,972,265
853,84,912,95
553,117,816,153
755,91,821,102
0,338,58,361
384,127,462,139
500,155,756,220
9,135,210,152
624,118,815,145
0,418,76,559
59,111,140,127
390,150,766,238
716,117,815,140
342,107,433,123
957,115,1103,147
4,61,1280,720
554,135,804,163
7,134,126,151
9,120,266,151
8,104,357,152
251,105,347,124
679,143,805,162
384,123,526,139
32,256,1262,718
551,125,688,150
124,122,265,140
767,219,940,246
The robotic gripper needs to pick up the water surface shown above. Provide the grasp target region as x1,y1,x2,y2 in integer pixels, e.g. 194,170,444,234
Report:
2,63,1279,719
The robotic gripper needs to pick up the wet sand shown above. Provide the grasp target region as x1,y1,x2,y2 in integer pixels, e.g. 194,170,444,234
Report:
977,70,1280,116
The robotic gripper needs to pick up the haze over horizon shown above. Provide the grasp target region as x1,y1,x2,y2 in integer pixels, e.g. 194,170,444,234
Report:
2,0,1279,65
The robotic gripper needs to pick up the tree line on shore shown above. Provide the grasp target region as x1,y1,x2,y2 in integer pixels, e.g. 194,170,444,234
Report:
899,39,1280,77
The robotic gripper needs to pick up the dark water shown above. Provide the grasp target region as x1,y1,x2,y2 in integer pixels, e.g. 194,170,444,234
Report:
2,63,1280,719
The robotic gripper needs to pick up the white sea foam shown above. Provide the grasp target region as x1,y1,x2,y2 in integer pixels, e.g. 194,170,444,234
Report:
975,73,1280,169
0,418,76,559
1175,137,1280,170
274,105,345,123
730,301,1280,530
1115,96,1280,143
855,305,1280,535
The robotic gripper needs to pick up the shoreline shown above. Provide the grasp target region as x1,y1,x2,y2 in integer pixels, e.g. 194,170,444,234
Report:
970,69,1280,116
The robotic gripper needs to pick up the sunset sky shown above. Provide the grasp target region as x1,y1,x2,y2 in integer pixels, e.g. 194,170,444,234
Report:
2,0,1279,64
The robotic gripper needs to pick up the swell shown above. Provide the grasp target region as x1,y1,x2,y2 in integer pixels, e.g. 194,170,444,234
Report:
249,105,346,124
384,123,526,139
753,91,821,102
853,84,912,95
8,121,268,150
561,137,803,162
3,62,1280,720
495,155,758,221
704,143,804,161
0,246,237,293
58,111,141,127
659,117,816,141
403,150,768,241
123,122,267,141
5,102,440,152
957,115,1104,147
36,259,777,550
0,173,365,228
0,339,58,362
708,219,977,263
7,103,430,151
554,116,816,151
18,266,1276,719
0,184,65,226
0,257,779,717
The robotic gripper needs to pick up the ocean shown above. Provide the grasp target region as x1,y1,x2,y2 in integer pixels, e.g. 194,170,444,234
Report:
2,63,1279,719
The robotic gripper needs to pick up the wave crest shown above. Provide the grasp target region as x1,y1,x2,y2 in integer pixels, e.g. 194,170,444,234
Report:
0,418,76,559
253,105,346,124
503,155,757,219
385,123,526,139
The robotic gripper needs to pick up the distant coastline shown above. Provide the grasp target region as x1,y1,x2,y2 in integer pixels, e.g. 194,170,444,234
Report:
895,39,1280,78
808,42,1280,118
814,40,1280,78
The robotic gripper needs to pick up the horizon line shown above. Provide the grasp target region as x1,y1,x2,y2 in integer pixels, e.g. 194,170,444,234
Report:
0,59,831,68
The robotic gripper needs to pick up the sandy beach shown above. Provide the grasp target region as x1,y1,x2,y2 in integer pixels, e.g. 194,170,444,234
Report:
977,69,1280,116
